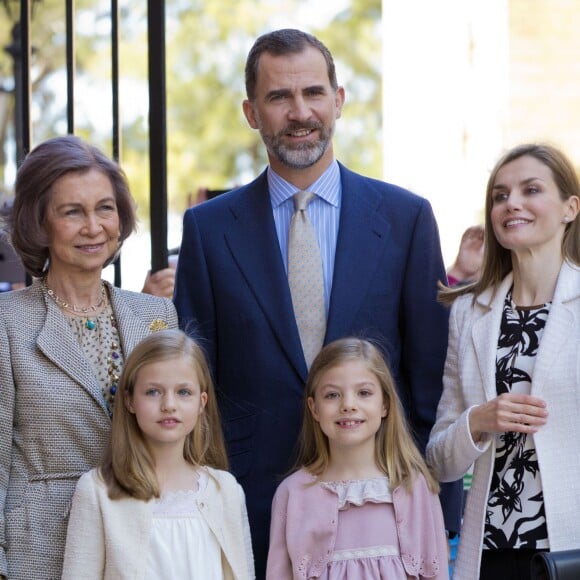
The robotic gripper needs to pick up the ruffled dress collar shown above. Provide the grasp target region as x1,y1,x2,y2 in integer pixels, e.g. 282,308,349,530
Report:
320,476,392,509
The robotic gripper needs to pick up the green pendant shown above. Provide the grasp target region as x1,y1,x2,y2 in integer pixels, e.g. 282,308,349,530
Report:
85,318,97,330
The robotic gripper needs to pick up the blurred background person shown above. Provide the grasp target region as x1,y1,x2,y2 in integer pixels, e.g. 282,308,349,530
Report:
141,248,179,299
446,224,484,287
0,196,26,292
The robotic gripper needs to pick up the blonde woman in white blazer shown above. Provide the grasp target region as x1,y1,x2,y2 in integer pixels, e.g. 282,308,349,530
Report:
427,143,580,580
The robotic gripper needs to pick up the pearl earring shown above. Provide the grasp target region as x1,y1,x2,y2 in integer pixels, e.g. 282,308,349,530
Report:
563,216,570,223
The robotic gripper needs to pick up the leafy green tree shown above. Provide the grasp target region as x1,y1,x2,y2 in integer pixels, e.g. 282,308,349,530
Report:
319,0,382,179
0,0,110,187
0,0,383,219
162,0,383,214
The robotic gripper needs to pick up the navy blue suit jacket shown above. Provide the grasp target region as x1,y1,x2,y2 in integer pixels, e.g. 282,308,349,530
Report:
175,164,462,577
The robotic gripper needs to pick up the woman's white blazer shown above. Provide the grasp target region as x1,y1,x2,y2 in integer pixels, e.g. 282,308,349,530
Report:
427,261,580,580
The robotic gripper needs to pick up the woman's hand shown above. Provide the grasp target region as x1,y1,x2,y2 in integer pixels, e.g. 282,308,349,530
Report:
469,393,548,442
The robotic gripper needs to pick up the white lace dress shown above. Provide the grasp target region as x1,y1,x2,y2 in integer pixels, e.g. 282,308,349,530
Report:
145,470,224,578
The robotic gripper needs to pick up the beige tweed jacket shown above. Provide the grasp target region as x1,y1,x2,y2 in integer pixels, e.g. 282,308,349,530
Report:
0,279,178,580
427,261,580,580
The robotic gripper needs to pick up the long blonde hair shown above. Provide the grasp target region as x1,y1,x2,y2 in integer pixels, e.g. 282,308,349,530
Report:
439,142,580,305
101,329,228,500
296,338,439,493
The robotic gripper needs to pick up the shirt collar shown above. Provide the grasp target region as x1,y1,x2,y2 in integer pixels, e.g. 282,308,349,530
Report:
268,160,341,208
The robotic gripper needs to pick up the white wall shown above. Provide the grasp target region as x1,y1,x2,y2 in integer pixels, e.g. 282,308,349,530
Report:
382,0,509,266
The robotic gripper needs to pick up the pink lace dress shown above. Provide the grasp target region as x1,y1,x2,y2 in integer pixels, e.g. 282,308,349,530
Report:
318,477,408,580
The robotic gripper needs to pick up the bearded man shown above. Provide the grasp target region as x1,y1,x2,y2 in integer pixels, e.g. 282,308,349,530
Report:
174,28,462,579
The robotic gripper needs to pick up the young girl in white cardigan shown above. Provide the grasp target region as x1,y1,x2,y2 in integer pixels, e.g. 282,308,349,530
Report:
266,338,449,580
62,329,254,580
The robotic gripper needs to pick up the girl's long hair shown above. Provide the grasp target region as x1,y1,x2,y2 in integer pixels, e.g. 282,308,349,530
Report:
100,329,228,500
296,337,439,493
439,142,580,305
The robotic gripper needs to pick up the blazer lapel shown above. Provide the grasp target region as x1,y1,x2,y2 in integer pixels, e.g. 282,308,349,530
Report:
326,168,391,341
108,284,155,355
532,262,579,396
224,180,306,380
37,292,108,415
472,275,514,402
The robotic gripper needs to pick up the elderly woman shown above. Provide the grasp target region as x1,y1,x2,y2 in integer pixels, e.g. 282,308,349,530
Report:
0,135,178,580
427,143,580,579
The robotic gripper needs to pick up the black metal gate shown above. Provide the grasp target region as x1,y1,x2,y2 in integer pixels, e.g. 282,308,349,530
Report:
4,0,169,286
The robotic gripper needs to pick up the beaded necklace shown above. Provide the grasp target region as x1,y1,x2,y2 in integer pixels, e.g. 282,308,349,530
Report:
44,279,106,330
105,312,122,412
44,279,123,413
66,306,123,415
102,293,122,410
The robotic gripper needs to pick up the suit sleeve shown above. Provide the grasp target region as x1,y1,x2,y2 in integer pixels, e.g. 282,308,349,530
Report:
400,198,465,533
0,318,14,577
61,471,106,580
427,299,491,482
265,484,293,580
400,198,449,451
174,208,218,371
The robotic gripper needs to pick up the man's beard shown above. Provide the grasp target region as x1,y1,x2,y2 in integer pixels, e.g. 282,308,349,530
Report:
260,122,333,169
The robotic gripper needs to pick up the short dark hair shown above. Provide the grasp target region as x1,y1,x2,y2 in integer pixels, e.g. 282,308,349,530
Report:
245,28,338,100
9,135,136,277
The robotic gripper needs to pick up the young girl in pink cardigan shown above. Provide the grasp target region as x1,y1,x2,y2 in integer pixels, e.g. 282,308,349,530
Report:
266,338,449,579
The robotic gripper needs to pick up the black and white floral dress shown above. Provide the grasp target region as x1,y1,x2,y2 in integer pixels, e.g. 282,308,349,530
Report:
483,289,550,551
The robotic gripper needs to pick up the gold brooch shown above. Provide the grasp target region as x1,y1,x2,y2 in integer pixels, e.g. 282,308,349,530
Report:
149,319,169,332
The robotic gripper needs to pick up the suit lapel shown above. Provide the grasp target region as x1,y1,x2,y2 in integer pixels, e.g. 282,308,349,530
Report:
224,179,307,380
326,168,391,341
108,285,155,355
472,276,513,402
37,292,108,415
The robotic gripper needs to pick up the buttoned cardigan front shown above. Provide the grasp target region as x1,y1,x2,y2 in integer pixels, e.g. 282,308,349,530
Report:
266,468,448,580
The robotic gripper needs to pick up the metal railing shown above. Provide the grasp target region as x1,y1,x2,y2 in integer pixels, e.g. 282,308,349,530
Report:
3,0,169,286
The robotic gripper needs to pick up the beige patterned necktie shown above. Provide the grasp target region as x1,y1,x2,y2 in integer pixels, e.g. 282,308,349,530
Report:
288,191,326,368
